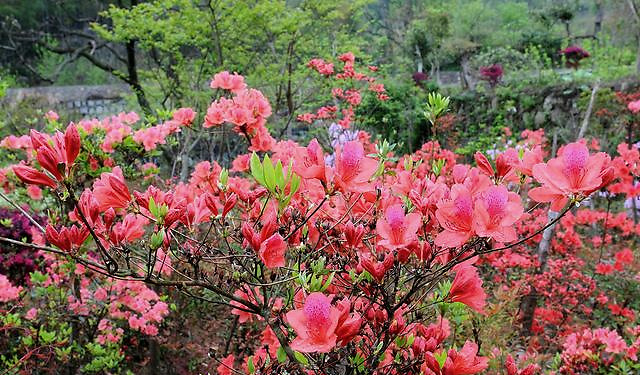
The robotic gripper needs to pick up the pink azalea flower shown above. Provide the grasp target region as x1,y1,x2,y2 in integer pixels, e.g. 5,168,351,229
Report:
172,107,196,125
505,354,539,375
333,140,378,193
216,354,235,375
629,100,640,113
0,274,22,302
443,341,489,375
376,204,421,250
435,184,475,248
13,164,57,189
26,185,43,200
32,125,80,181
25,308,38,320
473,185,523,243
109,214,149,245
361,252,394,283
334,298,362,346
45,110,59,122
46,224,89,252
529,142,613,210
286,292,341,353
210,71,246,93
294,139,327,183
515,146,544,176
231,153,251,172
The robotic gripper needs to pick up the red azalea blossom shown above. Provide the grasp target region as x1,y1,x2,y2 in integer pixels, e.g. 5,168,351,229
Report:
258,233,287,269
92,167,132,211
449,261,487,313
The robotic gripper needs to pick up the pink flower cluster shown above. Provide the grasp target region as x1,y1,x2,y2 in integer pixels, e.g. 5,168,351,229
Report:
204,71,275,151
108,280,169,336
133,108,195,151
560,328,633,371
0,273,22,302
298,53,388,128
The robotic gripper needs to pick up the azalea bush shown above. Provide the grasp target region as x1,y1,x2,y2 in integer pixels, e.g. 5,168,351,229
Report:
0,53,639,375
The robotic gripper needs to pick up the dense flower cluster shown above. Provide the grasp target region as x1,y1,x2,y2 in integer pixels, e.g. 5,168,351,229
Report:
1,55,639,374
0,208,46,284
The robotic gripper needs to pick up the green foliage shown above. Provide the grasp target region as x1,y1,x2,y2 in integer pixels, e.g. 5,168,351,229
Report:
83,343,125,373
35,49,113,85
424,92,450,126
90,0,371,119
581,37,635,82
470,47,531,73
407,9,451,70
0,70,17,97
357,80,433,153
250,152,301,210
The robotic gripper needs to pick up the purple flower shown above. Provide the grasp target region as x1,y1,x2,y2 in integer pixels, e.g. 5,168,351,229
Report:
326,123,360,167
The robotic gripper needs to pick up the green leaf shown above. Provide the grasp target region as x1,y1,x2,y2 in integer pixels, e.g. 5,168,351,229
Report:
406,334,415,347
39,330,56,344
434,350,447,368
375,341,384,354
247,356,255,374
149,196,158,218
276,347,287,363
320,272,335,292
250,153,265,186
263,155,276,191
22,335,33,346
275,160,285,191
293,351,309,366
150,228,166,250
310,274,322,291
30,271,47,284
219,168,229,186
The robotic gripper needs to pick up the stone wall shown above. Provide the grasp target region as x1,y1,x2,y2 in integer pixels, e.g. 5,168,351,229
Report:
1,84,131,117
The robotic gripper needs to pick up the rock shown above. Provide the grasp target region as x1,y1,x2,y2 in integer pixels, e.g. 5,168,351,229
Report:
534,111,546,126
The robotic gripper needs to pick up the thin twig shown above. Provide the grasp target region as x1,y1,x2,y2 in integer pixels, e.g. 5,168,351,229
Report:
0,190,45,233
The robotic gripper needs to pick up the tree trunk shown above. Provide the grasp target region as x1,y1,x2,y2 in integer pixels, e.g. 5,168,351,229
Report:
578,81,600,139
415,44,423,73
594,0,603,38
636,36,640,74
124,0,151,115
126,39,152,115
460,54,475,90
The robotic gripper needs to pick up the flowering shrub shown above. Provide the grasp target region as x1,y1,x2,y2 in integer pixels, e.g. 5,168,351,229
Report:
560,46,590,69
479,64,504,87
0,53,639,374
